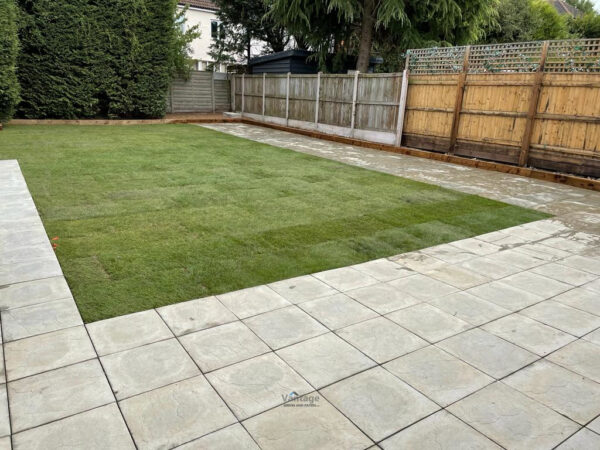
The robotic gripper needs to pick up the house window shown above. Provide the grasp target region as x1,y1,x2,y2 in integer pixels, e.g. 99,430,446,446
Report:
176,16,185,33
211,20,219,39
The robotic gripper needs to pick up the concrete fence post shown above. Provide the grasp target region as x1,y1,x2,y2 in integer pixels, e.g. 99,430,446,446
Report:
285,72,291,125
350,70,360,134
262,73,266,118
315,72,321,125
395,70,409,147
241,74,245,114
211,71,216,113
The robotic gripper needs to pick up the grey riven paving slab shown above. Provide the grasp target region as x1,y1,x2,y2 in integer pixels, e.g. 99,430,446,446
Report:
243,306,327,349
380,410,501,449
384,345,493,407
4,128,600,449
448,382,579,449
179,321,270,372
322,367,439,442
177,424,259,449
101,338,200,400
8,359,114,432
206,353,312,420
335,317,427,363
276,333,376,389
87,309,173,356
0,276,72,310
119,375,237,449
11,403,135,450
4,325,96,381
2,298,82,342
242,395,373,450
557,428,600,450
504,360,600,425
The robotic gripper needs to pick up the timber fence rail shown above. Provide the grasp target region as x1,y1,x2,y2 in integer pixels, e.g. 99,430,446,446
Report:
233,38,600,178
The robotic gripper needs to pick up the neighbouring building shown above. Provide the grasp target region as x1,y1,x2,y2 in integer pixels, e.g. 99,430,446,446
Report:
178,0,227,72
249,50,383,74
178,0,268,72
546,0,583,16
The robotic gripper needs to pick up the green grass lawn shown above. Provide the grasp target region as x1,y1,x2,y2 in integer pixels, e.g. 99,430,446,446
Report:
0,124,549,322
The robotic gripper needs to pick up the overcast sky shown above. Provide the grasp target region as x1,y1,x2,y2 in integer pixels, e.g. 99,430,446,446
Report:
592,0,600,12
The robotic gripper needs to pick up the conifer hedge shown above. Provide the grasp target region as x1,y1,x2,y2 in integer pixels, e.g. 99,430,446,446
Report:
0,0,20,123
16,0,181,119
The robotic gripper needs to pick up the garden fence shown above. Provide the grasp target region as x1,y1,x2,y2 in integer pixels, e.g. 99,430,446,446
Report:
168,71,230,113
233,38,600,178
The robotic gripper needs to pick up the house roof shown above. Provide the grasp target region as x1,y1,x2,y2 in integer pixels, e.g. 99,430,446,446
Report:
546,0,582,16
178,0,218,11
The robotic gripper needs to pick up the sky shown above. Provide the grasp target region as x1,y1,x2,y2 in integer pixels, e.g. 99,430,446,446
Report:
592,0,600,12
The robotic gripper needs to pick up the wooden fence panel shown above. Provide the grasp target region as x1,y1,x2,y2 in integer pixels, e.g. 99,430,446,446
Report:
242,75,263,115
355,73,402,132
319,75,354,128
168,71,230,113
289,75,318,122
403,74,457,151
529,73,600,176
454,73,534,163
264,75,288,118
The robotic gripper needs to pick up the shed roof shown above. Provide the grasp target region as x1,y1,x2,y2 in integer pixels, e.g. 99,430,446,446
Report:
178,0,218,11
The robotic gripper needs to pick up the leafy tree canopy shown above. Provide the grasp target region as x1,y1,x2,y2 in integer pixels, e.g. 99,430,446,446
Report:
267,0,499,72
209,0,290,69
0,0,20,123
15,0,198,119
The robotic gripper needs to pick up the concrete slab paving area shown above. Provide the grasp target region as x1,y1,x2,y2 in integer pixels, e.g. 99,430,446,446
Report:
1,123,600,449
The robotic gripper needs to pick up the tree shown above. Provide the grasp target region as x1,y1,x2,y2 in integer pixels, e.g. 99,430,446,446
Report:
0,0,20,123
268,0,499,73
483,0,537,43
481,0,571,43
567,0,600,38
530,0,570,40
209,0,290,69
569,11,600,37
566,0,596,13
16,0,198,119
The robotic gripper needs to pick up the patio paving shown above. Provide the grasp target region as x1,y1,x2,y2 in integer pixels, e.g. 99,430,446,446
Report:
1,123,600,449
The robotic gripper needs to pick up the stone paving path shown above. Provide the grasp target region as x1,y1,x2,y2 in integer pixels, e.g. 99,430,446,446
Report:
1,125,600,449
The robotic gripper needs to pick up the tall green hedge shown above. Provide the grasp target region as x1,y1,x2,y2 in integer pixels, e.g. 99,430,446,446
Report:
0,0,20,123
16,0,181,119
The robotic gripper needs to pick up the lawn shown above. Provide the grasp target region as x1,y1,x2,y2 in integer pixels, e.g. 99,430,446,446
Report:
0,124,549,322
